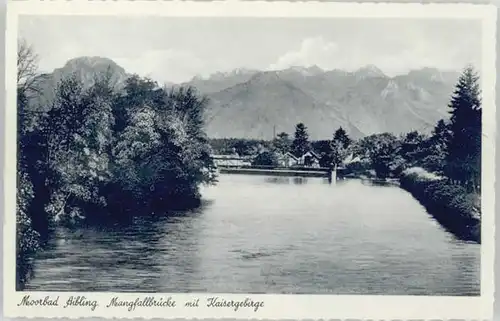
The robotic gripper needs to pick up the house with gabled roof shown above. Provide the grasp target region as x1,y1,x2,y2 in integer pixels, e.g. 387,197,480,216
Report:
298,151,321,168
277,152,299,168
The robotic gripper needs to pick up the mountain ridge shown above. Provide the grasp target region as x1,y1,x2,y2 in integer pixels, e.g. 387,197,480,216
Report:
29,56,461,140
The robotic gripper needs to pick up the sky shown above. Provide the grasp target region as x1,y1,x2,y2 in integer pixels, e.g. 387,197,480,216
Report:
18,16,482,84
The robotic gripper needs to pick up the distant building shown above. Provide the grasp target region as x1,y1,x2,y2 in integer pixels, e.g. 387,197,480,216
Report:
211,155,252,167
298,151,321,168
277,152,299,168
342,153,362,166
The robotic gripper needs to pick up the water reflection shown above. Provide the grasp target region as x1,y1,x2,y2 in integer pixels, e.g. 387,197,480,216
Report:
24,174,480,295
264,176,314,185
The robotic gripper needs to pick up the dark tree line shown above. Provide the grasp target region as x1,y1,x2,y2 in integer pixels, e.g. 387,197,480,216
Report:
210,123,354,168
209,138,271,156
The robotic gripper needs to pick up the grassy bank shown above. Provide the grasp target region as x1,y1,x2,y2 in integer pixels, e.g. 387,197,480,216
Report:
399,167,481,243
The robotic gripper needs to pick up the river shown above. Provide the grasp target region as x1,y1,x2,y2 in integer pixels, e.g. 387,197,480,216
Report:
23,174,480,295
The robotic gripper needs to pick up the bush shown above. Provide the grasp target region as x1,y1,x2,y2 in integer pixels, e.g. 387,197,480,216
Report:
344,160,370,175
402,167,442,181
16,170,40,288
400,167,480,242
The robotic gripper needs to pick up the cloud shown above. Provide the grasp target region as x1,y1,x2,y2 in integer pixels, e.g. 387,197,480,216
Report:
374,45,480,76
269,37,340,70
114,49,206,84
269,35,480,75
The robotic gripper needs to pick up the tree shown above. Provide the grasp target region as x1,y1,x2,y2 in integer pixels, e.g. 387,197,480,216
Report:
112,74,159,133
291,123,310,157
312,140,333,167
330,127,352,167
16,170,40,288
371,137,402,179
44,74,115,223
17,38,41,100
17,39,44,156
333,127,351,149
272,132,291,154
420,120,451,173
233,139,257,156
355,133,402,178
399,130,426,167
432,119,452,148
111,80,217,212
16,40,45,285
445,66,482,190
252,151,279,167
330,140,348,167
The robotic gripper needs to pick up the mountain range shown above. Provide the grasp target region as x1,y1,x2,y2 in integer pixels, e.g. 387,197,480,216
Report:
29,57,460,140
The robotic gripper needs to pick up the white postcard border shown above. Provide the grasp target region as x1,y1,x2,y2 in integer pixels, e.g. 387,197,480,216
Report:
3,1,497,319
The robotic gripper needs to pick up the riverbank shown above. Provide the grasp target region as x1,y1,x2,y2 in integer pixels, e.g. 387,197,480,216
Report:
218,167,329,177
399,167,481,243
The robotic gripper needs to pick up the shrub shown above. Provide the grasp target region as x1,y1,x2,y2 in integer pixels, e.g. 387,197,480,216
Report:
16,170,40,288
400,167,480,242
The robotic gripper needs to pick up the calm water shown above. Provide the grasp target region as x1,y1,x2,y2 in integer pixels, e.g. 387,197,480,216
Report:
24,175,480,295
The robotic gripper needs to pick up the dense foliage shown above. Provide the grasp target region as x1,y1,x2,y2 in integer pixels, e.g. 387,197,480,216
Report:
252,151,280,167
209,138,271,156
400,168,480,242
445,66,482,191
290,123,311,157
272,132,291,155
350,67,481,188
16,42,217,288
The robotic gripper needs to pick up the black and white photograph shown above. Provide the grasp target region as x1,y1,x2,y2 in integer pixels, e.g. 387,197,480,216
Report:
3,1,497,319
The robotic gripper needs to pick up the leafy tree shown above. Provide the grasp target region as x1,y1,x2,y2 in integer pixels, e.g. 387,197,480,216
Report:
291,123,310,157
233,140,257,156
16,169,41,287
44,74,115,223
330,140,349,167
399,130,426,167
330,127,352,166
432,119,452,149
16,40,47,289
355,133,402,178
252,151,279,167
112,74,159,133
272,132,291,154
111,81,216,212
445,66,482,190
208,138,272,156
419,120,451,173
312,140,333,167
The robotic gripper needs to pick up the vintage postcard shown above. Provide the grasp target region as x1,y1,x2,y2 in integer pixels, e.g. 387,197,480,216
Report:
3,0,497,319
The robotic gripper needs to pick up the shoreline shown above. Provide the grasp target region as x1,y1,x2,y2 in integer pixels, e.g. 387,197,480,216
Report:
399,169,481,243
218,167,329,177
